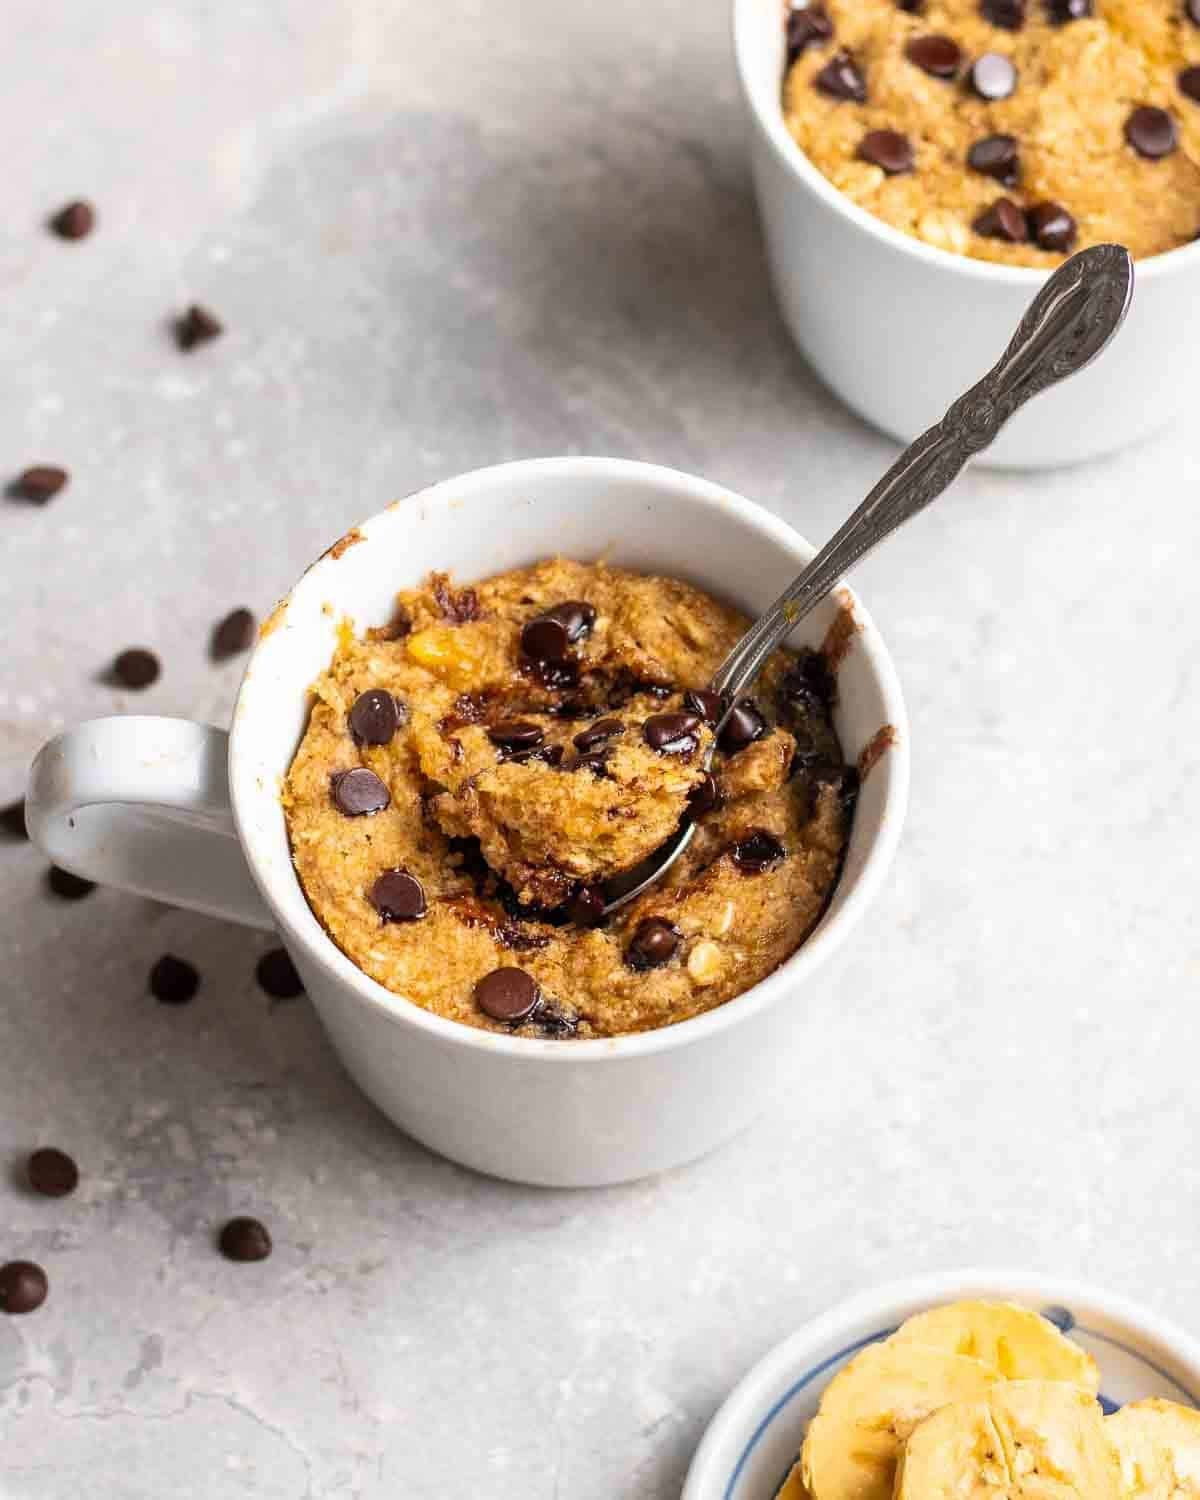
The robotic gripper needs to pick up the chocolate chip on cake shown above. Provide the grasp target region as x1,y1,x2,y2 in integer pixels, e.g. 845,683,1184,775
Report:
255,947,304,1000
488,719,544,752
520,601,595,663
1028,201,1078,252
111,648,160,689
150,954,199,1005
47,866,95,900
331,767,390,816
627,917,680,971
814,51,867,102
980,0,1025,27
858,129,914,175
572,718,625,752
906,35,963,78
474,966,541,1022
219,1217,272,1263
49,200,95,240
211,607,256,661
643,711,702,755
731,831,787,874
967,134,1021,186
974,197,1029,242
719,700,768,755
1179,66,1200,104
1126,106,1178,160
970,52,1017,99
683,689,724,726
0,1261,48,1315
11,465,68,503
567,884,607,927
687,773,723,818
175,304,223,351
27,1147,79,1198
786,3,833,62
349,689,404,745
369,868,427,922
1044,0,1090,19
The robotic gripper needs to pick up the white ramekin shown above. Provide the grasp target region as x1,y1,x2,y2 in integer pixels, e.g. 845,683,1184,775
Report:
733,0,1200,468
26,458,908,1187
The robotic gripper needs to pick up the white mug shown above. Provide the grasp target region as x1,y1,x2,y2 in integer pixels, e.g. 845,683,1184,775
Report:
26,458,909,1187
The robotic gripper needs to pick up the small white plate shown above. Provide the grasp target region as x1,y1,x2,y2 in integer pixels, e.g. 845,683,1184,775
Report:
683,1269,1200,1500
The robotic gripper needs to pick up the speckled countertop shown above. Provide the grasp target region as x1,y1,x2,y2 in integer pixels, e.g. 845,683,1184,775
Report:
5,1,1200,1495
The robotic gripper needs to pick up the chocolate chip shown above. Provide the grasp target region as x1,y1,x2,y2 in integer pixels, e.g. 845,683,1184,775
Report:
11,465,68,503
520,654,580,691
783,650,836,708
896,0,924,9
112,648,160,689
219,1217,272,1263
349,690,404,745
27,1147,79,1198
643,711,702,755
1028,201,1078,251
150,954,199,1005
731,830,787,873
1126,106,1179,159
474,966,541,1022
970,51,1017,99
1179,66,1200,103
572,718,625,752
1,801,27,839
814,51,867,102
687,773,723,818
967,133,1021,186
510,741,565,768
49,200,95,239
369,868,427,922
857,129,914,174
980,0,1025,26
573,749,612,778
627,918,680,971
520,601,595,662
332,767,390,817
567,884,607,927
683,689,724,725
906,35,963,77
786,4,833,62
974,197,1028,242
175,304,223,351
1044,0,1090,18
255,948,304,1000
719,700,768,755
488,719,544,752
0,1261,48,1315
47,866,95,900
533,1002,579,1038
211,607,256,661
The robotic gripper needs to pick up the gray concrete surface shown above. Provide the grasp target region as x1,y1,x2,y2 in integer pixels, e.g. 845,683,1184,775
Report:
4,1,1200,1496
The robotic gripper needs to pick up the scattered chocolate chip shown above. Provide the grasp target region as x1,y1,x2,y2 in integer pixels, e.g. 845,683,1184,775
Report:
1044,0,1090,18
980,0,1025,26
1179,66,1200,103
687,773,723,818
643,711,702,755
488,719,544,752
1126,105,1179,160
572,718,625,752
970,51,1017,99
719,700,768,755
520,654,580,691
150,954,199,1005
11,465,68,503
533,1002,579,1038
369,868,427,922
573,749,613,778
255,947,304,1000
47,866,95,900
520,601,595,662
783,650,836,709
974,196,1028,242
731,831,787,873
786,4,833,61
1028,201,1077,251
219,1216,272,1263
814,51,867,102
509,741,565,768
175,304,223,351
431,573,481,624
627,917,680,971
906,35,963,79
349,689,404,746
683,689,724,725
567,884,607,927
49,200,95,240
211,607,256,661
27,1147,79,1198
896,0,924,9
474,966,541,1022
857,129,915,174
0,1261,48,1315
332,767,390,817
1,801,26,839
967,133,1021,186
111,648,160,690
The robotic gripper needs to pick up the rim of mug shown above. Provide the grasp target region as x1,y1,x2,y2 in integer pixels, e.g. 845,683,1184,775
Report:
731,0,1200,288
229,456,910,1063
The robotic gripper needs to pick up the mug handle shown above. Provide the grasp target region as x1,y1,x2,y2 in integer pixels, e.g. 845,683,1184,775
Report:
26,716,275,930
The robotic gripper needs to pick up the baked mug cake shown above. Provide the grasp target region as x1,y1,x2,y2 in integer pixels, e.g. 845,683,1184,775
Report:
782,0,1200,266
284,559,874,1040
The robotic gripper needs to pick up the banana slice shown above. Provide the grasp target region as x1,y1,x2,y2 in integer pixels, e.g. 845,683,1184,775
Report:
799,1340,1001,1500
894,1380,1121,1500
890,1301,1100,1393
1108,1397,1200,1497
774,1460,809,1500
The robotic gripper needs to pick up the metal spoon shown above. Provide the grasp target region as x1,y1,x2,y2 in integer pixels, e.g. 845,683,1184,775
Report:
601,242,1134,915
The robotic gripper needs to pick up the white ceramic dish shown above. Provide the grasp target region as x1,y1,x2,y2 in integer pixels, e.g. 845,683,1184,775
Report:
732,0,1200,468
26,457,908,1188
684,1268,1200,1500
